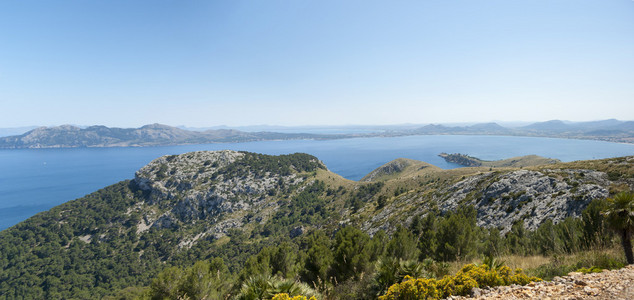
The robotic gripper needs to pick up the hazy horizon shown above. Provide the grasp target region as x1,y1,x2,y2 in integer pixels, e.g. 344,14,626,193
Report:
1,118,632,132
0,118,634,129
2,1,633,127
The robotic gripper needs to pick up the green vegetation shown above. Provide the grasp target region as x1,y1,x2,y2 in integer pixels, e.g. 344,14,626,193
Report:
271,294,317,300
219,152,325,178
0,152,633,299
0,181,161,299
139,198,628,299
602,191,634,264
379,263,540,300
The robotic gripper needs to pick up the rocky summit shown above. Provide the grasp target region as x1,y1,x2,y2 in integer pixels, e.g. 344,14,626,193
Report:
133,150,320,240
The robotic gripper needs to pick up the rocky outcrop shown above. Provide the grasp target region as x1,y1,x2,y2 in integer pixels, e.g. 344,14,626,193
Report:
134,151,306,233
363,165,618,235
128,150,331,245
453,265,634,299
436,169,609,233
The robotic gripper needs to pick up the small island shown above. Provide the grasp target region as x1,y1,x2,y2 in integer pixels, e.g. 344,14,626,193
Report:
439,152,561,168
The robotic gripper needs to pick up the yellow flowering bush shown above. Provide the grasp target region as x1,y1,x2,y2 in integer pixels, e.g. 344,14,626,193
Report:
271,293,317,300
380,276,441,300
379,263,542,300
458,264,504,287
438,272,478,297
496,265,513,284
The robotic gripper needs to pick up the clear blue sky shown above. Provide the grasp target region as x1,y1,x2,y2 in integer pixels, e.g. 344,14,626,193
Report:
1,0,633,127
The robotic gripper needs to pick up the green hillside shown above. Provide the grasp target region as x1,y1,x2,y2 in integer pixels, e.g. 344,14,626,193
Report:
0,152,632,299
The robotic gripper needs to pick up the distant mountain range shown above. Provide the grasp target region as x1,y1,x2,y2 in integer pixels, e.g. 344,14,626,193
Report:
403,119,634,143
0,124,345,149
0,119,632,148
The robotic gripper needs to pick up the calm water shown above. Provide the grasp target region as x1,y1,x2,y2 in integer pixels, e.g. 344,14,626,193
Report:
1,135,633,231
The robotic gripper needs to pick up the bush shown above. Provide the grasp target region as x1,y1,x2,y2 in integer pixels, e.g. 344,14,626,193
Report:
381,276,441,300
576,267,602,274
271,294,317,300
379,264,541,300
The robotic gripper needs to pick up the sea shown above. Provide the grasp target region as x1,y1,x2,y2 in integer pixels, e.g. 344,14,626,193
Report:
1,135,633,231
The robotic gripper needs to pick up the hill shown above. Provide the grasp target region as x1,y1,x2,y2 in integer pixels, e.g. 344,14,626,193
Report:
0,151,345,298
0,124,343,148
360,158,439,182
0,151,633,298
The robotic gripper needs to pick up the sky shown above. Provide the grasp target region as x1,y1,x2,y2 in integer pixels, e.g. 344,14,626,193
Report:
0,0,633,128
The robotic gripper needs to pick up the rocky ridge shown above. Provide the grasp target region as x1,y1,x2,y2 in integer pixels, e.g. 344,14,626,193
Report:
132,150,324,241
436,169,609,232
362,156,634,235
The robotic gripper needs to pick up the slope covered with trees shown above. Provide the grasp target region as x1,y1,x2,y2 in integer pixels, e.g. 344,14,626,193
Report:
0,152,632,299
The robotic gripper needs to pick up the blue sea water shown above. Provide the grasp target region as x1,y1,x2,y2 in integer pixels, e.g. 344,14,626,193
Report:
1,135,633,231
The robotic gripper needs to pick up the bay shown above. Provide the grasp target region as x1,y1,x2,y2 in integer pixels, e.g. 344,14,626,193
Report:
1,135,633,231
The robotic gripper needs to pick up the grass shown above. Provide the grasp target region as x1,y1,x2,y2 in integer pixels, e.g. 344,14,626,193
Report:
500,254,551,271
314,168,354,188
444,255,549,275
517,247,626,280
441,246,627,281
360,158,441,183
535,156,634,178
482,155,561,168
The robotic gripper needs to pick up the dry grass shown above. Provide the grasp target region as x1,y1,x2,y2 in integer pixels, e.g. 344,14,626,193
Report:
314,168,354,187
444,246,627,277
445,255,555,275
500,254,552,271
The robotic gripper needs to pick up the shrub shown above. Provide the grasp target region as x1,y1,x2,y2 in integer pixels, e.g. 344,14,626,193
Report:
380,276,440,300
576,266,602,274
379,264,541,300
271,293,317,300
